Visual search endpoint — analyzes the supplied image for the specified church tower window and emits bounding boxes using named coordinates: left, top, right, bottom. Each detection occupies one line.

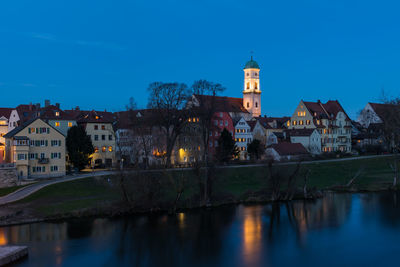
left=247, top=102, right=250, bottom=108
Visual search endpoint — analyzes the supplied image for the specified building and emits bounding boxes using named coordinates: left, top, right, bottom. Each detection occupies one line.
left=36, top=102, right=77, bottom=136
left=266, top=143, right=309, bottom=161
left=243, top=56, right=261, bottom=117
left=8, top=104, right=40, bottom=132
left=285, top=128, right=321, bottom=154
left=234, top=117, right=252, bottom=159
left=4, top=118, right=66, bottom=179
left=70, top=110, right=116, bottom=168
left=0, top=108, right=13, bottom=164
left=288, top=100, right=352, bottom=153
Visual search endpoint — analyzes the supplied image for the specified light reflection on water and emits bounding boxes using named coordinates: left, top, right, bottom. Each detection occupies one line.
left=3, top=192, right=400, bottom=266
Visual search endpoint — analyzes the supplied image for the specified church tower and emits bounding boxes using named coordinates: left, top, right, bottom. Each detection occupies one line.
left=243, top=56, right=261, bottom=117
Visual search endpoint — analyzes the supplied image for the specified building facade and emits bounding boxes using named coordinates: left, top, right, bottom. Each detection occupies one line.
left=289, top=100, right=352, bottom=153
left=4, top=118, right=66, bottom=179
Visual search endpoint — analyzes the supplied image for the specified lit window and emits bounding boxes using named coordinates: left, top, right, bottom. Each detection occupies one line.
left=55, top=122, right=60, bottom=127
left=299, top=120, right=304, bottom=125
left=101, top=125, right=105, bottom=130
left=95, top=116, right=99, bottom=120
left=108, top=146, right=113, bottom=152
left=94, top=147, right=99, bottom=153
left=102, top=146, right=106, bottom=152
left=287, top=121, right=290, bottom=127
left=246, top=83, right=250, bottom=89
left=68, top=122, right=73, bottom=127
left=254, top=82, right=258, bottom=89
left=293, top=121, right=297, bottom=126
left=55, top=112, right=60, bottom=117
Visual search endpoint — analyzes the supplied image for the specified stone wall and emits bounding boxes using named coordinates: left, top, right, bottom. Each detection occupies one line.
left=0, top=165, right=18, bottom=188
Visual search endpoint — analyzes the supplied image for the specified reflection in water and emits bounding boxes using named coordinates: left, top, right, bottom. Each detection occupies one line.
left=4, top=193, right=400, bottom=266
left=0, top=228, right=7, bottom=245
left=242, top=206, right=263, bottom=266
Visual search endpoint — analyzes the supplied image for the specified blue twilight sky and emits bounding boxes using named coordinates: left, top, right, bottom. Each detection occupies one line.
left=1, top=0, right=400, bottom=119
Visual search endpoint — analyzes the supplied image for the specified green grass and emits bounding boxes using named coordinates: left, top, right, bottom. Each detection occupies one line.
left=0, top=184, right=29, bottom=197
left=19, top=156, right=398, bottom=216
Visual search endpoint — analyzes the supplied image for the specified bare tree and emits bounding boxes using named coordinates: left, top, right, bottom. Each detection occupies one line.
left=147, top=82, right=190, bottom=167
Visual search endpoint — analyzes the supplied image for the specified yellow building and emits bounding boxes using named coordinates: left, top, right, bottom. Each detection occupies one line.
left=75, top=111, right=116, bottom=168
left=4, top=118, right=66, bottom=179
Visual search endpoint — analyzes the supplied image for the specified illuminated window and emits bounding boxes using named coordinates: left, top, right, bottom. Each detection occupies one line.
left=306, top=120, right=310, bottom=125
left=55, top=122, right=60, bottom=127
left=94, top=147, right=99, bottom=153
left=108, top=146, right=113, bottom=152
left=55, top=112, right=60, bottom=117
left=316, top=120, right=320, bottom=125
left=95, top=116, right=99, bottom=120
left=68, top=122, right=73, bottom=127
left=102, top=146, right=106, bottom=152
left=293, top=120, right=297, bottom=125
left=323, top=129, right=327, bottom=134
left=101, top=125, right=105, bottom=130
left=188, top=118, right=191, bottom=122
left=299, top=120, right=304, bottom=125
left=254, top=82, right=258, bottom=89
left=246, top=83, right=250, bottom=89
left=287, top=121, right=290, bottom=127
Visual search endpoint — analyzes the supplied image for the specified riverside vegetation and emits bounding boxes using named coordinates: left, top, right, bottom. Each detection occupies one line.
left=0, top=155, right=397, bottom=226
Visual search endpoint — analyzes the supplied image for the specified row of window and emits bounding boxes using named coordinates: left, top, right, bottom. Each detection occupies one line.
left=323, top=146, right=349, bottom=152
left=188, top=118, right=199, bottom=123
left=31, top=166, right=59, bottom=173
left=89, top=135, right=113, bottom=141
left=297, top=111, right=306, bottom=117
left=54, top=122, right=73, bottom=127
left=214, top=120, right=229, bottom=127
left=235, top=138, right=252, bottom=143
left=291, top=120, right=311, bottom=126
left=28, top=127, right=50, bottom=134
left=94, top=125, right=107, bottom=130
left=94, top=146, right=113, bottom=153
left=209, top=141, right=219, bottom=148
left=236, top=129, right=250, bottom=133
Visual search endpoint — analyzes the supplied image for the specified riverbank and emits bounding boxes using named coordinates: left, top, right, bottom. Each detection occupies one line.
left=0, top=155, right=397, bottom=227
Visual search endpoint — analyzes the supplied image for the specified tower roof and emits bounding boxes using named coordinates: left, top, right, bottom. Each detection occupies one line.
left=244, top=56, right=260, bottom=69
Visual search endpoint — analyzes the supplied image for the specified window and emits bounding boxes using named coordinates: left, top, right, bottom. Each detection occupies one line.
left=101, top=125, right=105, bottom=130
left=68, top=122, right=73, bottom=127
left=219, top=121, right=223, bottom=126
left=292, top=120, right=297, bottom=126
left=17, top=154, right=26, bottom=160
left=254, top=82, right=258, bottom=89
left=102, top=135, right=105, bottom=140
left=102, top=146, right=106, bottom=152
left=225, top=120, right=228, bottom=126
left=94, top=135, right=98, bottom=141
left=246, top=72, right=249, bottom=76
left=306, top=120, right=310, bottom=125
left=108, top=146, right=113, bottom=152
left=94, top=125, right=98, bottom=130
left=299, top=120, right=304, bottom=125
left=50, top=166, right=58, bottom=172
left=94, top=147, right=99, bottom=153
left=255, top=102, right=258, bottom=108
left=109, top=135, right=113, bottom=140
left=40, top=153, right=45, bottom=159
left=55, top=112, right=60, bottom=117
left=219, top=112, right=223, bottom=118
left=247, top=102, right=250, bottom=108
left=246, top=82, right=250, bottom=89
left=55, top=122, right=60, bottom=127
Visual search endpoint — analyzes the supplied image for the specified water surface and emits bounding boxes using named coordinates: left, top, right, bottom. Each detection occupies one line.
left=2, top=192, right=400, bottom=266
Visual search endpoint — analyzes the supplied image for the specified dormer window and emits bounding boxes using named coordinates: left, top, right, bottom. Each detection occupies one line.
left=95, top=116, right=99, bottom=120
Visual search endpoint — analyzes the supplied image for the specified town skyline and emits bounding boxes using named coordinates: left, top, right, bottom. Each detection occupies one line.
left=1, top=0, right=400, bottom=118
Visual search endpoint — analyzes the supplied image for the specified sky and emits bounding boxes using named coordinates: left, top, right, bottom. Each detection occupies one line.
left=1, top=0, right=400, bottom=119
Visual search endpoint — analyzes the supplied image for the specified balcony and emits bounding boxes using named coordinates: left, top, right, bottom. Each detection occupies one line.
left=38, top=158, right=49, bottom=164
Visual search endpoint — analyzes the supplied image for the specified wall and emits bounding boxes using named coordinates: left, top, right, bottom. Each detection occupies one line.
left=0, top=166, right=18, bottom=188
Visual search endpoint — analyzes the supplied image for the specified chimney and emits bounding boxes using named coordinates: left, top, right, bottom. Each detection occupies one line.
left=29, top=102, right=32, bottom=111
left=35, top=103, right=40, bottom=110
left=75, top=106, right=80, bottom=111
left=45, top=100, right=50, bottom=107
left=317, top=99, right=321, bottom=104
left=56, top=103, right=60, bottom=109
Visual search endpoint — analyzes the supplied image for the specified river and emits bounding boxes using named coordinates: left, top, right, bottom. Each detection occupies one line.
left=2, top=192, right=400, bottom=266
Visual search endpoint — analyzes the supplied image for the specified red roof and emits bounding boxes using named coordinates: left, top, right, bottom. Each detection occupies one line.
left=368, top=102, right=397, bottom=121
left=255, top=116, right=290, bottom=129
left=38, top=105, right=76, bottom=120
left=65, top=110, right=115, bottom=124
left=303, top=100, right=350, bottom=121
left=193, top=94, right=249, bottom=114
left=270, top=143, right=309, bottom=156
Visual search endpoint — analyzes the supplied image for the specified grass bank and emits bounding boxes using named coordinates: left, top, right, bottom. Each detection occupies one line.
left=1, top=155, right=396, bottom=225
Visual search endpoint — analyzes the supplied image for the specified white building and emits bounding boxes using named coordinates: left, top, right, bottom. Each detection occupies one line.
left=234, top=117, right=252, bottom=159
left=286, top=128, right=321, bottom=155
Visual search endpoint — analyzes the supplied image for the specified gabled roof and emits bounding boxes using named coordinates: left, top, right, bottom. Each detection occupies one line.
left=270, top=143, right=309, bottom=156
left=4, top=118, right=64, bottom=138
left=303, top=100, right=350, bottom=121
left=368, top=102, right=397, bottom=121
left=65, top=109, right=115, bottom=124
left=193, top=94, right=249, bottom=114
left=114, top=109, right=157, bottom=130
left=0, top=108, right=13, bottom=119
left=38, top=105, right=76, bottom=120
left=15, top=104, right=39, bottom=123
left=255, top=116, right=290, bottom=129
left=246, top=120, right=257, bottom=131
